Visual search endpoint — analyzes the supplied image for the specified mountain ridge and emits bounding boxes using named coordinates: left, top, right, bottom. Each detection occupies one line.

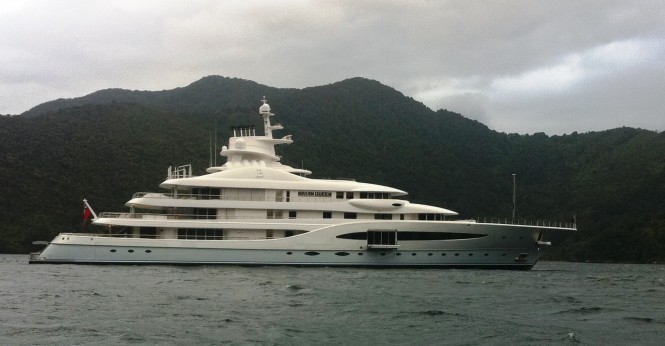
left=2, top=76, right=664, bottom=262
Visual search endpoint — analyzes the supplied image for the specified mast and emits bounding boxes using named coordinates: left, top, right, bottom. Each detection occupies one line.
left=259, top=96, right=274, bottom=139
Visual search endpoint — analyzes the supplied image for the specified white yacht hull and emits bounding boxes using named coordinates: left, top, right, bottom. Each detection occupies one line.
left=30, top=221, right=571, bottom=269
left=31, top=245, right=538, bottom=269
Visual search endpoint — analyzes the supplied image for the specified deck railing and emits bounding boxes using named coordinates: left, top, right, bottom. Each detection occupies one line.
left=57, top=232, right=275, bottom=241
left=131, top=192, right=343, bottom=204
left=97, top=212, right=576, bottom=229
left=167, top=165, right=192, bottom=179
left=474, top=217, right=576, bottom=229
left=99, top=212, right=217, bottom=220
left=98, top=212, right=321, bottom=220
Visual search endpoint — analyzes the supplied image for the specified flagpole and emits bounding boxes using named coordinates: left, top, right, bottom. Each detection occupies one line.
left=512, top=174, right=516, bottom=223
left=83, top=199, right=98, bottom=220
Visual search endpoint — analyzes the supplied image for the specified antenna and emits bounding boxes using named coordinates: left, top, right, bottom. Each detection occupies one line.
left=214, top=119, right=218, bottom=166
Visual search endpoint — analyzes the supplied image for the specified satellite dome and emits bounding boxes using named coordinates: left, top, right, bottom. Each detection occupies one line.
left=259, top=96, right=271, bottom=114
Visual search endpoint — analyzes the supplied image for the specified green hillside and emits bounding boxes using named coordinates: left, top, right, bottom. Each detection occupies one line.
left=1, top=76, right=664, bottom=262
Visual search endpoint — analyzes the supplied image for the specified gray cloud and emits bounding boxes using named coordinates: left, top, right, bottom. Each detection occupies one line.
left=1, top=0, right=663, bottom=134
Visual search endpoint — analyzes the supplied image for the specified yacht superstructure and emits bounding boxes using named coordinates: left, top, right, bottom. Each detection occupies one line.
left=30, top=98, right=576, bottom=268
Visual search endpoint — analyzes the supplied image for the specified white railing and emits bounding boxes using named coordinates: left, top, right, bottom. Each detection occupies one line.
left=475, top=217, right=576, bottom=229
left=131, top=191, right=353, bottom=204
left=58, top=232, right=277, bottom=241
left=98, top=212, right=315, bottom=220
left=167, top=164, right=192, bottom=179
left=97, top=211, right=576, bottom=228
left=99, top=212, right=216, bottom=220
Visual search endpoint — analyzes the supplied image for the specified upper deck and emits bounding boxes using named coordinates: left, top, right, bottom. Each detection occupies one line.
left=205, top=98, right=311, bottom=175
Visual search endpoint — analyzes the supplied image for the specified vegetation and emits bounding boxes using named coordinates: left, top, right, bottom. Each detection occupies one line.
left=1, top=76, right=663, bottom=262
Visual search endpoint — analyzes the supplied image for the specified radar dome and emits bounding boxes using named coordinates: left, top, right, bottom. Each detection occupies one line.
left=259, top=102, right=271, bottom=114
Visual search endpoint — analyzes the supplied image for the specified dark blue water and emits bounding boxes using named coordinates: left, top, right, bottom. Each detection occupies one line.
left=1, top=255, right=663, bottom=345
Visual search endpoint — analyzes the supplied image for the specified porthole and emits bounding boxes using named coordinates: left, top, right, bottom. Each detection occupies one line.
left=358, top=253, right=364, bottom=256
left=380, top=253, right=386, bottom=256
left=427, top=253, right=433, bottom=256
left=502, top=253, right=507, bottom=256
left=484, top=253, right=489, bottom=256
left=145, top=250, right=152, bottom=253
left=128, top=249, right=134, bottom=253
left=286, top=251, right=293, bottom=255
left=110, top=249, right=116, bottom=253
left=304, top=252, right=320, bottom=256
left=396, top=253, right=402, bottom=256
left=454, top=253, right=460, bottom=256
left=335, top=252, right=350, bottom=256
left=468, top=253, right=473, bottom=256
left=441, top=253, right=447, bottom=256
left=502, top=236, right=507, bottom=239
left=411, top=253, right=417, bottom=256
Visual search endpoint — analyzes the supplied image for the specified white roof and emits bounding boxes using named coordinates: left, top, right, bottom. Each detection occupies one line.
left=160, top=166, right=408, bottom=196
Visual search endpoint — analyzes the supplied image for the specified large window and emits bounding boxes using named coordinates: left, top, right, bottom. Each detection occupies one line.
left=397, top=232, right=487, bottom=240
left=337, top=231, right=487, bottom=241
left=367, top=230, right=397, bottom=246
left=177, top=229, right=224, bottom=240
left=359, top=192, right=391, bottom=199
left=344, top=212, right=357, bottom=219
left=194, top=208, right=217, bottom=219
left=336, top=192, right=354, bottom=199
left=418, top=213, right=446, bottom=221
left=139, top=227, right=157, bottom=238
left=192, top=187, right=220, bottom=200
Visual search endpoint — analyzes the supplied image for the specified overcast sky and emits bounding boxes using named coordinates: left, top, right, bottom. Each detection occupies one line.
left=1, top=1, right=664, bottom=134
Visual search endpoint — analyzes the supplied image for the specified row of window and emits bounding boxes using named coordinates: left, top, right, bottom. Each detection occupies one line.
left=337, top=232, right=487, bottom=241
left=107, top=249, right=515, bottom=258
left=125, top=228, right=492, bottom=242
left=290, top=211, right=359, bottom=219
left=175, top=229, right=297, bottom=240
left=359, top=192, right=391, bottom=199
left=126, top=229, right=486, bottom=241
left=177, top=229, right=225, bottom=240
left=152, top=208, right=450, bottom=223
left=174, top=209, right=447, bottom=221
left=288, top=211, right=443, bottom=221
left=109, top=249, right=152, bottom=253
left=186, top=189, right=392, bottom=200
left=418, top=213, right=447, bottom=221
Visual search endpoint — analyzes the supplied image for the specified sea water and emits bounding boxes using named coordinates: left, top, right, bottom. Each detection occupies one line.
left=0, top=255, right=663, bottom=345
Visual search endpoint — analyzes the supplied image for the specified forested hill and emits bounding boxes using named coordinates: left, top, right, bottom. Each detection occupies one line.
left=20, top=76, right=284, bottom=118
left=2, top=76, right=664, bottom=262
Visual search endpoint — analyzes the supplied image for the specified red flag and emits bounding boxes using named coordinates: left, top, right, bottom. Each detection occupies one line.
left=83, top=202, right=92, bottom=225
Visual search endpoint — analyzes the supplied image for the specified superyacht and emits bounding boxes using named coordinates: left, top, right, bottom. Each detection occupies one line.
left=30, top=98, right=576, bottom=268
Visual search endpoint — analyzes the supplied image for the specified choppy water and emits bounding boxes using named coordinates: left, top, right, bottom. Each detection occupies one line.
left=1, top=255, right=663, bottom=345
